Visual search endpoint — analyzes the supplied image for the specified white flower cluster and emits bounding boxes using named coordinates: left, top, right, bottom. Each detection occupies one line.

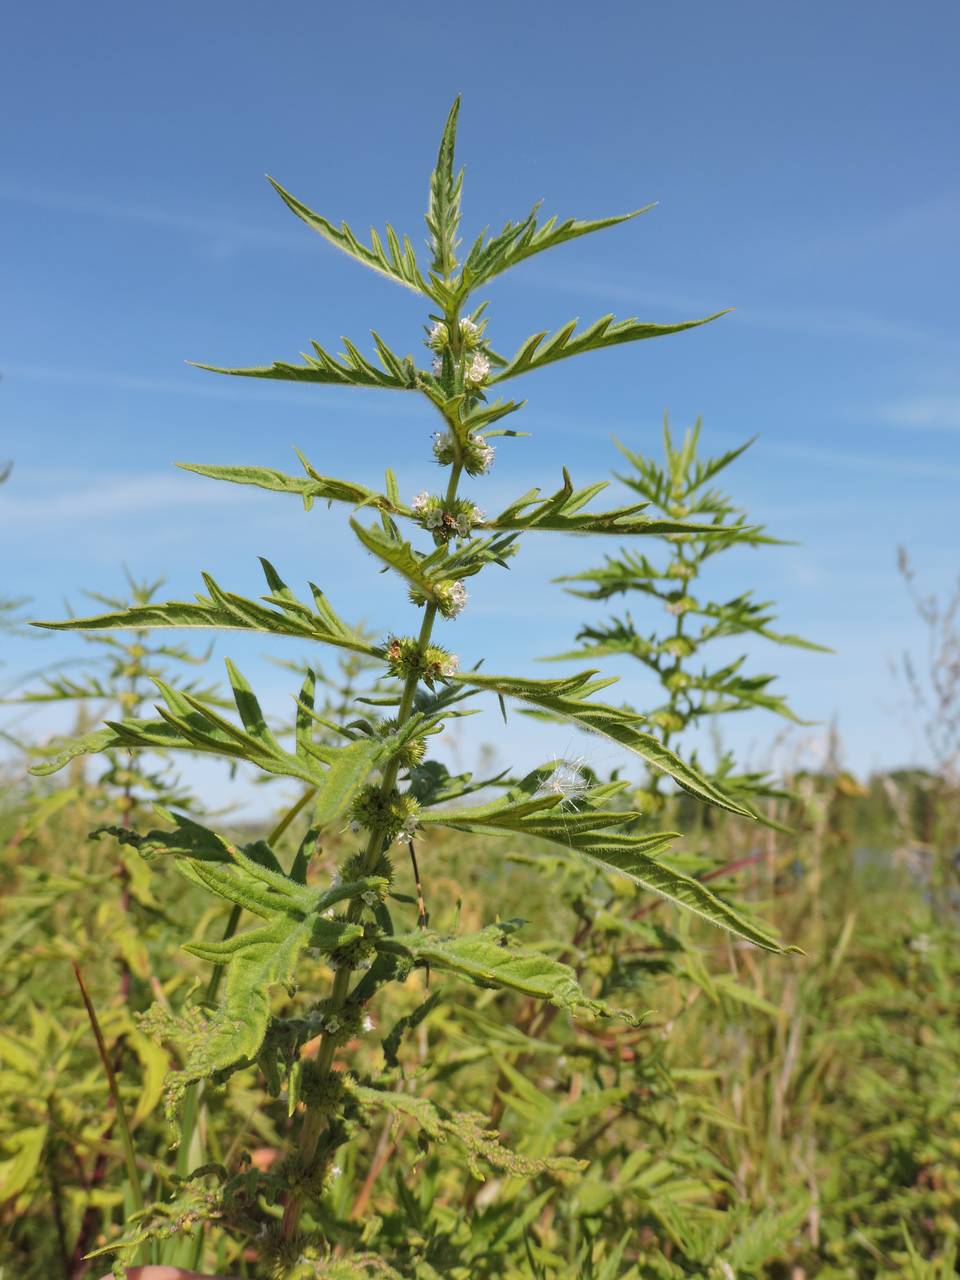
left=464, top=352, right=490, bottom=386
left=395, top=813, right=419, bottom=844
left=459, top=316, right=480, bottom=344
left=411, top=490, right=443, bottom=529
left=440, top=652, right=460, bottom=677
left=445, top=580, right=468, bottom=618
left=472, top=437, right=495, bottom=473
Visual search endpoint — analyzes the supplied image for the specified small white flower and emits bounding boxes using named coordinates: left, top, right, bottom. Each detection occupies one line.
left=362, top=1014, right=375, bottom=1033
left=431, top=355, right=443, bottom=377
left=348, top=820, right=361, bottom=834
left=471, top=505, right=484, bottom=522
left=395, top=814, right=419, bottom=844
left=324, top=1015, right=341, bottom=1034
left=665, top=600, right=684, bottom=616
left=432, top=431, right=455, bottom=465
left=443, top=580, right=468, bottom=618
left=441, top=653, right=460, bottom=677
left=472, top=438, right=495, bottom=474
left=329, top=1164, right=342, bottom=1180
left=411, top=490, right=430, bottom=513
left=362, top=889, right=379, bottom=907
left=459, top=317, right=480, bottom=342
left=464, top=352, right=490, bottom=386
left=428, top=320, right=448, bottom=347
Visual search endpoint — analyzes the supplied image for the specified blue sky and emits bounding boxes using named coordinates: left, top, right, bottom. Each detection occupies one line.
left=2, top=2, right=959, bottom=809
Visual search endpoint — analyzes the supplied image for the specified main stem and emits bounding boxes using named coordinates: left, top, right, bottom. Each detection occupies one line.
left=280, top=443, right=465, bottom=1243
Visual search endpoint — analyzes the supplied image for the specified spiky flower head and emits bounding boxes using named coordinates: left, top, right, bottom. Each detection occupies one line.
left=348, top=785, right=421, bottom=845
left=384, top=636, right=459, bottom=687
left=459, top=316, right=482, bottom=348
left=426, top=320, right=449, bottom=350
left=432, top=430, right=456, bottom=466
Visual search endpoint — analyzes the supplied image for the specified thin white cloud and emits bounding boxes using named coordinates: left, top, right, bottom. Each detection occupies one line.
left=0, top=182, right=302, bottom=253
left=0, top=471, right=245, bottom=528
left=3, top=362, right=428, bottom=420
left=875, top=395, right=960, bottom=432
left=765, top=440, right=960, bottom=482
left=521, top=262, right=955, bottom=350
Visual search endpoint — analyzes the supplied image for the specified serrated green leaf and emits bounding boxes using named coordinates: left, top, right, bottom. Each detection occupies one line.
left=268, top=176, right=427, bottom=295
left=454, top=671, right=750, bottom=816
left=382, top=922, right=637, bottom=1021
left=490, top=311, right=727, bottom=383
left=426, top=97, right=463, bottom=280
left=32, top=563, right=379, bottom=660
left=419, top=767, right=785, bottom=950
left=189, top=331, right=418, bottom=390
left=463, top=204, right=654, bottom=290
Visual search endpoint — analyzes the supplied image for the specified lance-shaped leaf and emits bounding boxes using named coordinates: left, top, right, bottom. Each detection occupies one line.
left=482, top=468, right=726, bottom=537
left=462, top=202, right=654, bottom=290
left=490, top=311, right=727, bottom=384
left=381, top=923, right=638, bottom=1021
left=350, top=518, right=438, bottom=599
left=420, top=772, right=787, bottom=951
left=177, top=457, right=396, bottom=516
left=350, top=518, right=516, bottom=602
left=268, top=176, right=427, bottom=295
left=673, top=657, right=811, bottom=724
left=33, top=559, right=379, bottom=660
left=453, top=671, right=751, bottom=816
left=426, top=96, right=463, bottom=280
left=32, top=665, right=389, bottom=817
left=696, top=593, right=833, bottom=652
left=190, top=330, right=419, bottom=390
left=349, top=1085, right=584, bottom=1180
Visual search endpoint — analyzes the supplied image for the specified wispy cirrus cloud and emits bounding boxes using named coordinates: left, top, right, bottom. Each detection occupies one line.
left=874, top=394, right=960, bottom=432
left=521, top=261, right=958, bottom=351
left=0, top=182, right=303, bottom=256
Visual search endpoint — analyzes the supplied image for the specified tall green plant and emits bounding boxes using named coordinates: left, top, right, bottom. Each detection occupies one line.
left=34, top=101, right=794, bottom=1275
left=551, top=420, right=827, bottom=820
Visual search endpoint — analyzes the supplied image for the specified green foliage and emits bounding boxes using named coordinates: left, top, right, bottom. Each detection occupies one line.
left=17, top=99, right=958, bottom=1280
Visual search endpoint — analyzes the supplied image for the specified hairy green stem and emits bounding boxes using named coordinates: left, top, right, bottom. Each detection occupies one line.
left=280, top=422, right=465, bottom=1244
